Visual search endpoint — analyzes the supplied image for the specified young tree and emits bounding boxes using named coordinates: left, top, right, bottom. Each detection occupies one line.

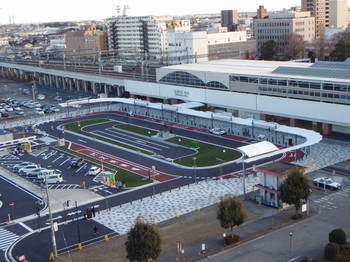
left=283, top=33, right=305, bottom=60
left=260, top=40, right=278, bottom=60
left=278, top=167, right=311, bottom=216
left=125, top=217, right=162, bottom=262
left=330, top=40, right=350, bottom=61
left=216, top=194, right=248, bottom=236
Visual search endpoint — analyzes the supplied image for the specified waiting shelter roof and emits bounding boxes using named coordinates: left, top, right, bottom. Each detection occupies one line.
left=237, top=141, right=279, bottom=158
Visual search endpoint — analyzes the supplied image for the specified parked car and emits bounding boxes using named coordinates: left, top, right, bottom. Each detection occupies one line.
left=4, top=105, right=13, bottom=112
left=22, top=89, right=30, bottom=95
left=26, top=168, right=47, bottom=178
left=19, top=164, right=41, bottom=174
left=37, top=94, right=45, bottom=100
left=313, top=177, right=341, bottom=190
left=15, top=110, right=24, bottom=115
left=1, top=112, right=9, bottom=117
left=13, top=162, right=34, bottom=171
left=35, top=109, right=45, bottom=115
left=0, top=107, right=5, bottom=112
left=88, top=166, right=102, bottom=176
left=54, top=96, right=62, bottom=102
left=70, top=157, right=85, bottom=168
left=51, top=107, right=60, bottom=112
left=210, top=127, right=226, bottom=135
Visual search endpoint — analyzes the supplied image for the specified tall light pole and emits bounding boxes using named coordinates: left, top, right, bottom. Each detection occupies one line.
left=193, top=157, right=197, bottom=183
left=289, top=232, right=293, bottom=262
left=32, top=81, right=36, bottom=103
left=44, top=174, right=58, bottom=257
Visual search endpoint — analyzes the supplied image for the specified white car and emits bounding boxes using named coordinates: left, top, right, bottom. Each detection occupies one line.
left=4, top=105, right=13, bottom=112
left=314, top=177, right=341, bottom=190
left=88, top=166, right=102, bottom=176
left=19, top=165, right=41, bottom=174
left=51, top=107, right=60, bottom=112
left=13, top=162, right=34, bottom=171
left=37, top=94, right=45, bottom=100
left=35, top=109, right=45, bottom=115
left=210, top=128, right=226, bottom=135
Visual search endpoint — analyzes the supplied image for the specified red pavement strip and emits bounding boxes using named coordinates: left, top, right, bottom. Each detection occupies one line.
left=69, top=143, right=177, bottom=182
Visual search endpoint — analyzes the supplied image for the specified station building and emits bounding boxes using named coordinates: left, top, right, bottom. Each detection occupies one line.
left=126, top=58, right=350, bottom=135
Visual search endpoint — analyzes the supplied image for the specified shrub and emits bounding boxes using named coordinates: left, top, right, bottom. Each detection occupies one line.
left=324, top=242, right=339, bottom=261
left=329, top=228, right=347, bottom=245
left=224, top=234, right=240, bottom=245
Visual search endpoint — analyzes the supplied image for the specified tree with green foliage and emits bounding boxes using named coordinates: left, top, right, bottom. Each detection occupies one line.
left=125, top=217, right=162, bottom=262
left=217, top=194, right=248, bottom=236
left=330, top=40, right=350, bottom=61
left=260, top=40, right=278, bottom=60
left=278, top=167, right=311, bottom=216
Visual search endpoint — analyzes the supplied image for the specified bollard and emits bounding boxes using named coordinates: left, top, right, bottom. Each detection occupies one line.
left=175, top=211, right=179, bottom=218
left=77, top=243, right=83, bottom=251
left=196, top=205, right=200, bottom=211
left=49, top=252, right=55, bottom=260
left=104, top=235, right=109, bottom=242
left=201, top=243, right=206, bottom=254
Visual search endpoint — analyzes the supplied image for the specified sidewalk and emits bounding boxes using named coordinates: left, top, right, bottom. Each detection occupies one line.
left=157, top=201, right=318, bottom=262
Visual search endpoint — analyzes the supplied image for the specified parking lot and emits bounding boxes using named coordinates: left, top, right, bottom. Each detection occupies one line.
left=0, top=148, right=120, bottom=196
left=0, top=78, right=84, bottom=120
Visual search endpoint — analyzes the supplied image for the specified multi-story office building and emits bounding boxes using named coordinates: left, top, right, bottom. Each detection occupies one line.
left=254, top=11, right=315, bottom=55
left=221, top=10, right=238, bottom=31
left=106, top=15, right=186, bottom=61
left=167, top=31, right=255, bottom=64
left=65, top=26, right=108, bottom=58
left=302, top=0, right=348, bottom=37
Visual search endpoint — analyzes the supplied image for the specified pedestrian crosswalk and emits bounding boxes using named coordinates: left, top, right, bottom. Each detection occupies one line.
left=313, top=187, right=350, bottom=210
left=0, top=227, right=20, bottom=251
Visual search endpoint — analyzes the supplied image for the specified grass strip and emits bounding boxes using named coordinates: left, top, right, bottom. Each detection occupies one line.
left=57, top=144, right=151, bottom=187
left=64, top=119, right=153, bottom=155
left=166, top=137, right=242, bottom=167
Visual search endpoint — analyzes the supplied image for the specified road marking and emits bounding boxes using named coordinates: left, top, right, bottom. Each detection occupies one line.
left=52, top=154, right=64, bottom=163
left=19, top=222, right=33, bottom=232
left=77, top=139, right=87, bottom=143
left=60, top=157, right=71, bottom=166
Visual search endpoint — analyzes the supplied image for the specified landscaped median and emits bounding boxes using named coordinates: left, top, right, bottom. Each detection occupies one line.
left=114, top=122, right=242, bottom=167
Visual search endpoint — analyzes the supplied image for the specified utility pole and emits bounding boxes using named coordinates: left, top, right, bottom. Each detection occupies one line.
left=44, top=174, right=58, bottom=257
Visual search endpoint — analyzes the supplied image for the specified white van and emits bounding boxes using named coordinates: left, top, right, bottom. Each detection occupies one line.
left=45, top=174, right=63, bottom=184
left=38, top=169, right=62, bottom=179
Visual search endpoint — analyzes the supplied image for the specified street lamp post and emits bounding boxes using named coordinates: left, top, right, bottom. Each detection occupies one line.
left=45, top=174, right=58, bottom=257
left=75, top=201, right=81, bottom=244
left=289, top=232, right=293, bottom=262
left=31, top=81, right=36, bottom=104
left=193, top=157, right=197, bottom=183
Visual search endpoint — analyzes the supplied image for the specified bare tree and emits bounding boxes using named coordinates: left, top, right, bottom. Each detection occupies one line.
left=283, top=33, right=305, bottom=60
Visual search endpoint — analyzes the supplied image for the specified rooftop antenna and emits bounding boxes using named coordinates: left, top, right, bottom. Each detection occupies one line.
left=116, top=2, right=121, bottom=16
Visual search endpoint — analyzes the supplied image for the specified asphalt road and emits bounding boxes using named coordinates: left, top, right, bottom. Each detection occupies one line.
left=3, top=112, right=283, bottom=261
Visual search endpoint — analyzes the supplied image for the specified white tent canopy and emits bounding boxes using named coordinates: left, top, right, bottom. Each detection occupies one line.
left=238, top=141, right=279, bottom=158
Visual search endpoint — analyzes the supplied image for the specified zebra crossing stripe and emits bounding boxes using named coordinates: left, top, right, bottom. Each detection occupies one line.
left=0, top=227, right=20, bottom=251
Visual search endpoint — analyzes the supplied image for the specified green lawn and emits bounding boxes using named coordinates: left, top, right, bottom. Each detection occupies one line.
left=114, top=124, right=158, bottom=137
left=64, top=119, right=153, bottom=155
left=166, top=137, right=242, bottom=167
left=57, top=144, right=150, bottom=187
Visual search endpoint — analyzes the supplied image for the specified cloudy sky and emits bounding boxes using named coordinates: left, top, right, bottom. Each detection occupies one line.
left=1, top=0, right=304, bottom=24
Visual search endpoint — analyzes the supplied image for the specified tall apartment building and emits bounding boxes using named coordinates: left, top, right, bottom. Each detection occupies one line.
left=221, top=10, right=238, bottom=31
left=302, top=0, right=348, bottom=38
left=329, top=0, right=349, bottom=27
left=106, top=15, right=188, bottom=60
left=254, top=11, right=315, bottom=55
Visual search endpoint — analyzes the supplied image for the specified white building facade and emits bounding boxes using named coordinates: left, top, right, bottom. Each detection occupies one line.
left=254, top=11, right=315, bottom=55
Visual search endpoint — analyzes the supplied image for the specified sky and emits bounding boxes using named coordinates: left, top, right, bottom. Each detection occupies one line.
left=0, top=0, right=302, bottom=24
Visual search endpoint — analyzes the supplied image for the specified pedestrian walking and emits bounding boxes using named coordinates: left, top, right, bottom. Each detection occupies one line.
left=92, top=207, right=96, bottom=217
left=93, top=224, right=98, bottom=236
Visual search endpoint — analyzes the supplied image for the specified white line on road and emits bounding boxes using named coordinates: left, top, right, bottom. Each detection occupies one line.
left=77, top=139, right=87, bottom=143
left=19, top=222, right=33, bottom=232
left=60, top=157, right=71, bottom=166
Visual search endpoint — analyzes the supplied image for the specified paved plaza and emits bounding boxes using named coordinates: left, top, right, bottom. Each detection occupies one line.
left=93, top=176, right=259, bottom=235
